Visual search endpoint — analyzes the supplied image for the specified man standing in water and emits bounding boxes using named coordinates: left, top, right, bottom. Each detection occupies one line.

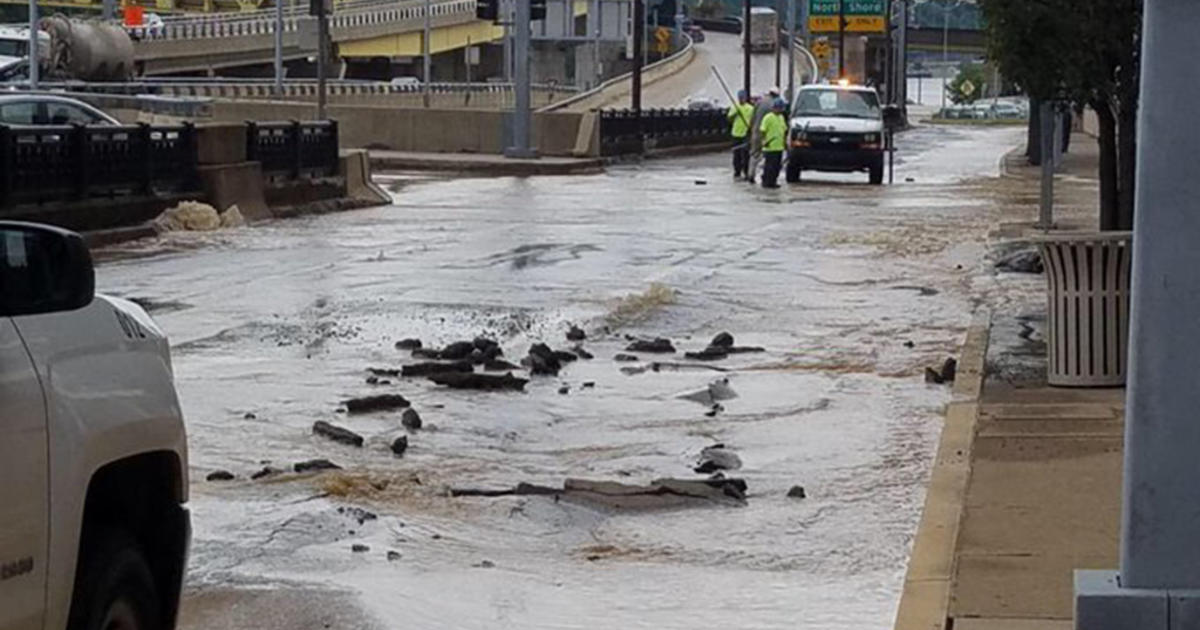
left=746, top=86, right=780, bottom=183
left=759, top=98, right=788, bottom=189
left=727, top=90, right=755, bottom=179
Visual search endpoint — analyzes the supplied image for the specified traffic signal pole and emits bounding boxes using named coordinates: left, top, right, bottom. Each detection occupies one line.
left=504, top=0, right=536, bottom=157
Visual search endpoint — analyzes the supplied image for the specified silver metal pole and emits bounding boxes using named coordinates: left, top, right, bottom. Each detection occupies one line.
left=503, top=0, right=513, bottom=80
left=592, top=0, right=600, bottom=88
left=317, top=2, right=328, bottom=118
left=274, top=0, right=284, bottom=93
left=27, top=0, right=38, bottom=89
left=1075, top=3, right=1200, bottom=625
left=898, top=0, right=907, bottom=112
left=505, top=0, right=535, bottom=157
left=786, top=0, right=795, bottom=99
left=940, top=1, right=948, bottom=109
left=1036, top=100, right=1054, bottom=229
left=423, top=0, right=432, bottom=106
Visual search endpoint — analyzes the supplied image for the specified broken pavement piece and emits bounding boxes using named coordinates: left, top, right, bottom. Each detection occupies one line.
left=483, top=358, right=522, bottom=371
left=566, top=325, right=586, bottom=341
left=710, top=332, right=734, bottom=347
left=684, top=347, right=730, bottom=361
left=206, top=470, right=235, bottom=482
left=625, top=338, right=676, bottom=353
left=251, top=466, right=283, bottom=480
left=428, top=371, right=528, bottom=391
left=390, top=435, right=409, bottom=456
left=571, top=345, right=594, bottom=360
left=368, top=367, right=401, bottom=377
left=613, top=353, right=640, bottom=362
left=694, top=444, right=742, bottom=473
left=677, top=378, right=739, bottom=405
left=313, top=421, right=364, bottom=447
left=411, top=348, right=442, bottom=360
left=940, top=357, right=958, bottom=383
left=351, top=544, right=370, bottom=553
left=294, top=459, right=342, bottom=473
left=344, top=394, right=410, bottom=413
left=440, top=341, right=477, bottom=360
left=787, top=485, right=807, bottom=499
left=401, top=408, right=422, bottom=430
left=401, top=361, right=474, bottom=377
left=394, top=338, right=423, bottom=350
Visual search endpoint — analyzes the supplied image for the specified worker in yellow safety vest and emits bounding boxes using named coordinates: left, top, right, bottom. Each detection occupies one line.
left=759, top=97, right=788, bottom=189
left=727, top=89, right=755, bottom=179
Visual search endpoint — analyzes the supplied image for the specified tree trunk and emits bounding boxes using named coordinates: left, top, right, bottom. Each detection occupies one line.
left=1093, top=101, right=1119, bottom=231
left=1116, top=103, right=1136, bottom=231
left=1061, top=109, right=1072, bottom=153
left=1027, top=97, right=1042, bottom=165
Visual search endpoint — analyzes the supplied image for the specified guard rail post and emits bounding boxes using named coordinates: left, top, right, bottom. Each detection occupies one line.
left=0, top=126, right=10, bottom=207
left=245, top=120, right=259, bottom=162
left=136, top=123, right=153, bottom=195
left=289, top=120, right=302, bottom=179
left=71, top=124, right=89, bottom=200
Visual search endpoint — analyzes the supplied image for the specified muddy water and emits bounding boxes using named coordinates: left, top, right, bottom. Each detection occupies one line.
left=99, top=123, right=1023, bottom=629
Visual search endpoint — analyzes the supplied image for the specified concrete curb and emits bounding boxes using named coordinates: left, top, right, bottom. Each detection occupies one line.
left=369, top=154, right=606, bottom=176
left=892, top=312, right=991, bottom=630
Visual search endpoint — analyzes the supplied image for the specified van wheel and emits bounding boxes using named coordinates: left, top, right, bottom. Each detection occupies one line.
left=869, top=159, right=884, bottom=185
left=785, top=156, right=801, bottom=183
left=67, top=530, right=161, bottom=630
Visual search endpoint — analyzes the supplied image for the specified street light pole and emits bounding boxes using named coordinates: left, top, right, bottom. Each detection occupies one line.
left=423, top=0, right=432, bottom=107
left=27, top=0, right=38, bottom=89
left=941, top=0, right=950, bottom=109
left=274, top=0, right=284, bottom=93
left=837, top=0, right=844, bottom=77
left=786, top=0, right=795, bottom=99
left=316, top=0, right=328, bottom=119
left=1074, top=1, right=1200, bottom=625
left=505, top=0, right=535, bottom=157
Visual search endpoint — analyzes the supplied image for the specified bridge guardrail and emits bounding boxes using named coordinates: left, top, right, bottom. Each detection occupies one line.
left=132, top=0, right=474, bottom=41
left=246, top=120, right=339, bottom=179
left=598, top=107, right=727, bottom=155
left=43, top=80, right=578, bottom=101
left=0, top=123, right=198, bottom=207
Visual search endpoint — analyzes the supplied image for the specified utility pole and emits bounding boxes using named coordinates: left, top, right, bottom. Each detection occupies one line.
left=742, top=0, right=750, bottom=97
left=941, top=0, right=950, bottom=109
left=897, top=0, right=907, bottom=115
left=592, top=0, right=600, bottom=88
left=423, top=0, right=432, bottom=107
left=1074, top=1, right=1200, bottom=626
left=774, top=0, right=782, bottom=87
left=27, top=0, right=37, bottom=89
left=316, top=0, right=328, bottom=119
left=632, top=0, right=643, bottom=118
left=505, top=0, right=536, bottom=157
left=786, top=0, right=795, bottom=99
left=274, top=0, right=285, bottom=94
left=835, top=0, right=850, bottom=79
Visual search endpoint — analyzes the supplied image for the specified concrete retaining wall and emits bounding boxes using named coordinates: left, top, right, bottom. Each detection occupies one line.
left=544, top=35, right=696, bottom=113
left=187, top=101, right=584, bottom=155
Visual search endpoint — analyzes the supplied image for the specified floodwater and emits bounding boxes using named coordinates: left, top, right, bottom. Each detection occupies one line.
left=98, top=123, right=1022, bottom=629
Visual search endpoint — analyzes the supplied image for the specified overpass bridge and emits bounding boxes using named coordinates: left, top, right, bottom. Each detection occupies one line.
left=131, top=0, right=505, bottom=75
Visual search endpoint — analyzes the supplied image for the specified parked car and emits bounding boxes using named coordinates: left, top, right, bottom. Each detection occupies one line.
left=0, top=221, right=190, bottom=630
left=687, top=24, right=705, bottom=43
left=991, top=101, right=1026, bottom=119
left=686, top=96, right=720, bottom=111
left=0, top=94, right=119, bottom=125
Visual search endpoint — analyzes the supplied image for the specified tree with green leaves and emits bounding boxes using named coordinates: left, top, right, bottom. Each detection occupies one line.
left=979, top=0, right=1141, bottom=230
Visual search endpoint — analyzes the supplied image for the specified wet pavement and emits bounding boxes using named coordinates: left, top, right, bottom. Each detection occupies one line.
left=99, top=122, right=1024, bottom=629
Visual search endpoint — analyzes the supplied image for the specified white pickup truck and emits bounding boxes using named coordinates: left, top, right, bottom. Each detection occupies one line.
left=0, top=222, right=189, bottom=630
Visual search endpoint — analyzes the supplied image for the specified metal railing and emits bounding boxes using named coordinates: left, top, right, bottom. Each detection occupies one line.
left=0, top=119, right=341, bottom=208
left=246, top=120, right=339, bottom=179
left=598, top=108, right=728, bottom=155
left=130, top=0, right=475, bottom=41
left=0, top=123, right=198, bottom=207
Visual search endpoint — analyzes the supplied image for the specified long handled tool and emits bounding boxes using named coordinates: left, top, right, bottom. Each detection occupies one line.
left=711, top=65, right=752, bottom=149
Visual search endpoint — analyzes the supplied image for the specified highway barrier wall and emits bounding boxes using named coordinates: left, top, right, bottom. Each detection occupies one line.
left=544, top=34, right=697, bottom=113
left=182, top=100, right=587, bottom=156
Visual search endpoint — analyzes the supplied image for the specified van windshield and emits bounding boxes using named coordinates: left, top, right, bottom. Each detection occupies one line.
left=793, top=89, right=881, bottom=120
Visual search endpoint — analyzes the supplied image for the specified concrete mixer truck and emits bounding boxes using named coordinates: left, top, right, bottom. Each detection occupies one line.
left=0, top=16, right=135, bottom=82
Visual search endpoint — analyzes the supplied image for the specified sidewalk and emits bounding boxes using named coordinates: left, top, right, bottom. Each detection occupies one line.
left=895, top=132, right=1125, bottom=630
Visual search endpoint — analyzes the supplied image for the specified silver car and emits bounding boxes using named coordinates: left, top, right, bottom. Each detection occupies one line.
left=0, top=94, right=120, bottom=126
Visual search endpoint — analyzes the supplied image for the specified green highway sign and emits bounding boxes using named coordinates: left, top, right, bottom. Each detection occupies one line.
left=809, top=0, right=887, bottom=32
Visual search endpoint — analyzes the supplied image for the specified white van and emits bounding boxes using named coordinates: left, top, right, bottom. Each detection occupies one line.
left=787, top=83, right=886, bottom=185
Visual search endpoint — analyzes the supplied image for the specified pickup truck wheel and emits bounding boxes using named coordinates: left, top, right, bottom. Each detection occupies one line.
left=68, top=531, right=161, bottom=630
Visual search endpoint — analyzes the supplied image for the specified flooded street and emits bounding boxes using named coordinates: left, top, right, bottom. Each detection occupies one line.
left=98, top=122, right=1022, bottom=629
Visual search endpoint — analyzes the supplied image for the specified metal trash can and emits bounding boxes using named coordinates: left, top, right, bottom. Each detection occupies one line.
left=1037, top=232, right=1133, bottom=387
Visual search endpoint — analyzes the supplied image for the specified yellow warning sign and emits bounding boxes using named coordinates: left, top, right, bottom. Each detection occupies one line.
left=808, top=15, right=885, bottom=33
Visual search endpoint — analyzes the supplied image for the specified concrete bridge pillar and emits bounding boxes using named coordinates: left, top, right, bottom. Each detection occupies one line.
left=1075, top=1, right=1200, bottom=625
